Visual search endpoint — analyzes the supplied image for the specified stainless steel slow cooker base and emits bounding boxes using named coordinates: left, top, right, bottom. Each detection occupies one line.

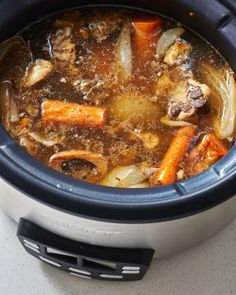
left=1, top=179, right=236, bottom=280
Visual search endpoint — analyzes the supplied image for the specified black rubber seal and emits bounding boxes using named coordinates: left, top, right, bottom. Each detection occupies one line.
left=0, top=0, right=236, bottom=223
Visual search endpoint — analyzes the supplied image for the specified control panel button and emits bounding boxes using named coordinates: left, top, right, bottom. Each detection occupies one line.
left=122, top=266, right=141, bottom=271
left=100, top=274, right=123, bottom=279
left=122, top=270, right=140, bottom=274
left=39, top=256, right=61, bottom=267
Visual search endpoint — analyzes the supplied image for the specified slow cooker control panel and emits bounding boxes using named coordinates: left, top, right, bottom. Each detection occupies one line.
left=17, top=218, right=154, bottom=281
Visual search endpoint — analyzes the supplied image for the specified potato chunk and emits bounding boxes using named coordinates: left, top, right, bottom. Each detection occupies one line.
left=110, top=91, right=160, bottom=126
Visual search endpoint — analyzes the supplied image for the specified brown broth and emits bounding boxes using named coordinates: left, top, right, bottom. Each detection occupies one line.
left=0, top=7, right=233, bottom=187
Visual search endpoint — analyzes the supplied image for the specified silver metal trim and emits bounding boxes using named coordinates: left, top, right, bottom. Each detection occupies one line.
left=23, top=239, right=39, bottom=249
left=24, top=243, right=40, bottom=253
left=100, top=274, right=123, bottom=279
left=39, top=256, right=61, bottom=267
left=122, top=266, right=141, bottom=271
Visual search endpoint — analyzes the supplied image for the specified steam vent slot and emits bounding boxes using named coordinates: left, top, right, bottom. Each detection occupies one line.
left=83, top=257, right=117, bottom=271
left=46, top=247, right=77, bottom=264
left=216, top=14, right=232, bottom=29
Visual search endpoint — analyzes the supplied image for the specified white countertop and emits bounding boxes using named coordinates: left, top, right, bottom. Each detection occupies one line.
left=1, top=208, right=236, bottom=295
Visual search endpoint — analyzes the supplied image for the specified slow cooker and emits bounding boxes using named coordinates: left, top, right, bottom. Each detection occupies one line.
left=1, top=0, right=236, bottom=281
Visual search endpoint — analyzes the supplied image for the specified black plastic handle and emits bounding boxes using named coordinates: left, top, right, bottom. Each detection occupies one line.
left=17, top=218, right=154, bottom=281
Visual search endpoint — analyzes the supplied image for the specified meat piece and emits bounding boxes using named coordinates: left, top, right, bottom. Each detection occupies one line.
left=87, top=11, right=124, bottom=42
left=156, top=66, right=211, bottom=120
left=23, top=59, right=53, bottom=87
left=50, top=27, right=76, bottom=62
left=164, top=40, right=192, bottom=66
left=49, top=150, right=108, bottom=182
left=42, top=100, right=107, bottom=129
left=187, top=79, right=211, bottom=108
left=127, top=128, right=160, bottom=150
left=168, top=79, right=211, bottom=120
left=139, top=132, right=160, bottom=150
left=185, top=133, right=228, bottom=177
left=50, top=24, right=82, bottom=86
left=167, top=76, right=196, bottom=120
left=156, top=66, right=192, bottom=98
left=73, top=78, right=104, bottom=101
left=169, top=101, right=195, bottom=120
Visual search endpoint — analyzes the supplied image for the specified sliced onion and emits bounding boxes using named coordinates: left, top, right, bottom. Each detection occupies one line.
left=24, top=59, right=53, bottom=87
left=156, top=27, right=185, bottom=58
left=0, top=81, right=10, bottom=129
left=160, top=116, right=192, bottom=127
left=9, top=96, right=20, bottom=123
left=99, top=164, right=147, bottom=188
left=29, top=132, right=60, bottom=147
left=114, top=23, right=132, bottom=82
left=0, top=81, right=19, bottom=130
left=200, top=64, right=236, bottom=140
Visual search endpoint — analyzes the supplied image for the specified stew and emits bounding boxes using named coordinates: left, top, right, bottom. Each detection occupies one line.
left=0, top=7, right=234, bottom=188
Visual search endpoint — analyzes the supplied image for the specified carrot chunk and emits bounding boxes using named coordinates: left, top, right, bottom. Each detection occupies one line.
left=151, top=126, right=197, bottom=185
left=42, top=100, right=107, bottom=128
left=185, top=133, right=228, bottom=177
left=132, top=18, right=162, bottom=67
